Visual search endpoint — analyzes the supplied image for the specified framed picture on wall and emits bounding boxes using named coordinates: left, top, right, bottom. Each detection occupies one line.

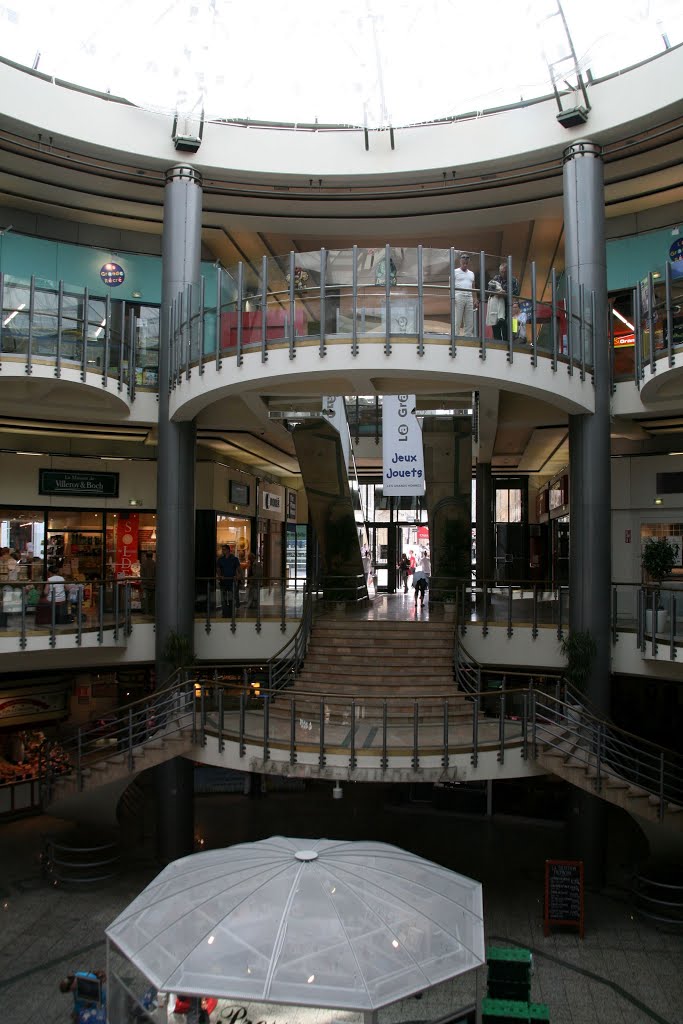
left=229, top=480, right=250, bottom=506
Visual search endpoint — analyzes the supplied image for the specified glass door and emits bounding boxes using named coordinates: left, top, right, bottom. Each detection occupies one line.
left=370, top=524, right=398, bottom=592
left=286, top=524, right=308, bottom=588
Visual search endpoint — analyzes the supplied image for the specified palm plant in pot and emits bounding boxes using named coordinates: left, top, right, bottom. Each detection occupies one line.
left=641, top=536, right=679, bottom=634
left=560, top=630, right=596, bottom=706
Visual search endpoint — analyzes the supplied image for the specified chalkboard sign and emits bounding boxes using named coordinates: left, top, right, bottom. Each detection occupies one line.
left=544, top=859, right=584, bottom=938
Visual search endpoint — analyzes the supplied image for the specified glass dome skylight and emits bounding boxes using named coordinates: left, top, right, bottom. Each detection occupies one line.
left=1, top=1, right=682, bottom=128
left=105, top=837, right=485, bottom=1009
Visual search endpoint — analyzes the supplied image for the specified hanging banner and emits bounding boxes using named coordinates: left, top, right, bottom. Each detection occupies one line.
left=323, top=395, right=351, bottom=471
left=115, top=513, right=139, bottom=577
left=382, top=394, right=425, bottom=496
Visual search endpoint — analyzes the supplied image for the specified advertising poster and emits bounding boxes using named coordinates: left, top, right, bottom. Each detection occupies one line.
left=381, top=394, right=425, bottom=496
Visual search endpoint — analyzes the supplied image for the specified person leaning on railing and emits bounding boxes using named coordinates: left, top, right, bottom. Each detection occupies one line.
left=490, top=262, right=520, bottom=341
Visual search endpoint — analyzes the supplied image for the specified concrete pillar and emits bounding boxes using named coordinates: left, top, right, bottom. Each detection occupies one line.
left=563, top=141, right=611, bottom=711
left=156, top=164, right=202, bottom=666
left=563, top=140, right=611, bottom=885
left=154, top=165, right=202, bottom=862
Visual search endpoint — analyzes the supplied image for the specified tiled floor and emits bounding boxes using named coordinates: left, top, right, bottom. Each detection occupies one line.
left=0, top=784, right=680, bottom=1024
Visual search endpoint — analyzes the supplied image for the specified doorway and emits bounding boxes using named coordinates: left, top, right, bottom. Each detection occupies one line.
left=369, top=523, right=398, bottom=592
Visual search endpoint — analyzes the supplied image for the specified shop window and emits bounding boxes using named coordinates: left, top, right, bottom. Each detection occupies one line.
left=216, top=515, right=251, bottom=570
left=0, top=510, right=45, bottom=581
left=46, top=511, right=104, bottom=579
left=106, top=512, right=156, bottom=579
left=640, top=523, right=683, bottom=576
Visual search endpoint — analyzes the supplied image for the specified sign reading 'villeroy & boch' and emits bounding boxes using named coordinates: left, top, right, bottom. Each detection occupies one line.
left=382, top=394, right=425, bottom=497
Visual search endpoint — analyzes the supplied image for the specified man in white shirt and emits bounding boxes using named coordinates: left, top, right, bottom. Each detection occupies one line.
left=453, top=252, right=478, bottom=337
left=44, top=572, right=69, bottom=622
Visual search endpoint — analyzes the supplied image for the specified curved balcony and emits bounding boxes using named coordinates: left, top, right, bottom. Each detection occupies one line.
left=0, top=271, right=159, bottom=417
left=168, top=247, right=597, bottom=419
left=612, top=261, right=683, bottom=409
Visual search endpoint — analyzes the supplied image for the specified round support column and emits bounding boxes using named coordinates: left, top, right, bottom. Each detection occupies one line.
left=155, top=164, right=203, bottom=862
left=563, top=141, right=611, bottom=712
left=563, top=140, right=611, bottom=886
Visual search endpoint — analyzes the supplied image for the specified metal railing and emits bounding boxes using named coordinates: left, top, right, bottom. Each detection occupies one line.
left=456, top=635, right=683, bottom=818
left=0, top=271, right=159, bottom=396
left=0, top=577, right=132, bottom=648
left=40, top=587, right=316, bottom=799
left=4, top=577, right=682, bottom=658
left=168, top=246, right=594, bottom=387
left=41, top=835, right=120, bottom=886
left=39, top=648, right=683, bottom=818
left=610, top=260, right=683, bottom=389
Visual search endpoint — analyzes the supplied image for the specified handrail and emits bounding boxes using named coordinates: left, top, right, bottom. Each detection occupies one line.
left=39, top=587, right=316, bottom=799
left=455, top=632, right=683, bottom=816
left=0, top=577, right=132, bottom=649
left=3, top=579, right=681, bottom=657
left=40, top=657, right=683, bottom=817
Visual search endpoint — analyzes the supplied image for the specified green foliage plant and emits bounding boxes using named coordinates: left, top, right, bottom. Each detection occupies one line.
left=559, top=630, right=596, bottom=696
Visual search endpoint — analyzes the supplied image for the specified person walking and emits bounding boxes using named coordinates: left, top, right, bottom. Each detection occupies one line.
left=216, top=544, right=241, bottom=617
left=412, top=551, right=431, bottom=609
left=399, top=553, right=410, bottom=592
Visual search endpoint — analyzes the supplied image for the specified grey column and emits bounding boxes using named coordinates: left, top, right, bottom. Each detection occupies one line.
left=563, top=141, right=610, bottom=711
left=155, top=165, right=202, bottom=862
left=563, top=140, right=610, bottom=885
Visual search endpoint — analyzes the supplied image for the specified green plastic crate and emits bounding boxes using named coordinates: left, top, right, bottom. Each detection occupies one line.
left=487, top=946, right=533, bottom=987
left=488, top=979, right=532, bottom=1002
left=481, top=998, right=530, bottom=1023
left=528, top=1004, right=550, bottom=1022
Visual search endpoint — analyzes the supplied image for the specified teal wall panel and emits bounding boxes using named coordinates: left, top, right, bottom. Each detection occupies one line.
left=606, top=223, right=682, bottom=291
left=0, top=231, right=220, bottom=307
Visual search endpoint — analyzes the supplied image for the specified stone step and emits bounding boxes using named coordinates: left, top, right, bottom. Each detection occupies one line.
left=306, top=645, right=452, bottom=657
left=626, top=786, right=650, bottom=799
left=294, top=675, right=458, bottom=692
left=296, top=667, right=454, bottom=684
left=305, top=650, right=452, bottom=664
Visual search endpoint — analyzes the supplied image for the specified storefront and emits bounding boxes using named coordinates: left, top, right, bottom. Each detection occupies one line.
left=0, top=508, right=157, bottom=583
left=0, top=674, right=72, bottom=817
left=216, top=514, right=251, bottom=571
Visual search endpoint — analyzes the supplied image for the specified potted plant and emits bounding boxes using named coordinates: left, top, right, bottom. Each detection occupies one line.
left=559, top=630, right=596, bottom=729
left=161, top=630, right=195, bottom=681
left=641, top=536, right=679, bottom=634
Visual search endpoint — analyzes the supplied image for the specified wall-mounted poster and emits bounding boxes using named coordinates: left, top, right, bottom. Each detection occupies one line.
left=287, top=490, right=297, bottom=521
left=229, top=480, right=250, bottom=506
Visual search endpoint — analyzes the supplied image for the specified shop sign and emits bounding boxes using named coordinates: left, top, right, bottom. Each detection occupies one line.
left=382, top=394, right=425, bottom=496
left=39, top=469, right=119, bottom=498
left=287, top=490, right=297, bottom=520
left=263, top=492, right=282, bottom=512
left=0, top=687, right=68, bottom=726
left=100, top=261, right=125, bottom=287
left=115, top=513, right=139, bottom=576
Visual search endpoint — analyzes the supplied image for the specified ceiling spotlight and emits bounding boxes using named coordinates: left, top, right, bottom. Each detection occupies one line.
left=654, top=497, right=663, bottom=505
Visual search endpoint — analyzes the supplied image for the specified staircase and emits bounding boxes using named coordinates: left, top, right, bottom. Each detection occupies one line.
left=288, top=616, right=469, bottom=720
left=534, top=723, right=683, bottom=830
left=45, top=724, right=195, bottom=819
left=455, top=636, right=683, bottom=830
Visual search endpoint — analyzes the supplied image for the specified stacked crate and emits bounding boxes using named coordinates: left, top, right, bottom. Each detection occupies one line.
left=482, top=946, right=549, bottom=1023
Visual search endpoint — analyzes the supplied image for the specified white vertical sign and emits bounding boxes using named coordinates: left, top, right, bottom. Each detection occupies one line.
left=382, top=394, right=425, bottom=495
left=323, top=395, right=351, bottom=470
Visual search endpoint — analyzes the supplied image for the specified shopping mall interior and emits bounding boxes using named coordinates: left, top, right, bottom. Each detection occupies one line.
left=0, top=3, right=682, bottom=1023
